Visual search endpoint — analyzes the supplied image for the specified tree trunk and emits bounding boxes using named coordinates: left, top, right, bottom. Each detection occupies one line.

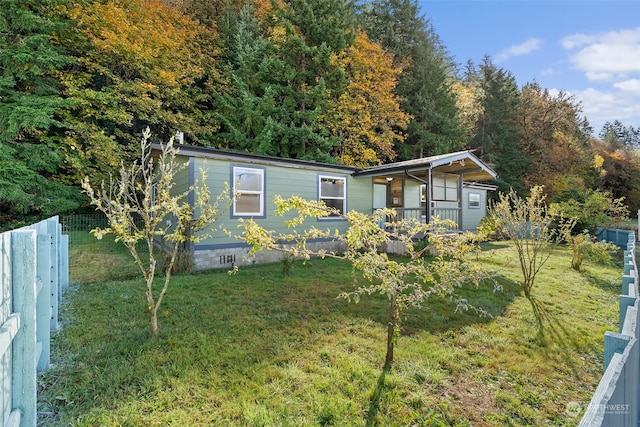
left=385, top=320, right=394, bottom=367
left=150, top=309, right=159, bottom=336
left=385, top=295, right=399, bottom=368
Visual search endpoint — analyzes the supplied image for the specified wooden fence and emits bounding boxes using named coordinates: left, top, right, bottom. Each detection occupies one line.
left=0, top=217, right=68, bottom=427
left=580, top=230, right=639, bottom=426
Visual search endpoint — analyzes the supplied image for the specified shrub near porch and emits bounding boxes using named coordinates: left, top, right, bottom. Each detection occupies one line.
left=39, top=239, right=619, bottom=425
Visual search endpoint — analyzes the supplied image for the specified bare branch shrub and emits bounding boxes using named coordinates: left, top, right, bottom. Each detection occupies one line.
left=82, top=128, right=229, bottom=335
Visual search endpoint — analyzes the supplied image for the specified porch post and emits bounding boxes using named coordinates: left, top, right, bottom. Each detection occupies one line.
left=457, top=174, right=463, bottom=229
left=426, top=167, right=432, bottom=224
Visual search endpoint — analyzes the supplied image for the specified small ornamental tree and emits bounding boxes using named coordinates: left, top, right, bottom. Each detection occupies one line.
left=565, top=231, right=618, bottom=272
left=82, top=128, right=229, bottom=336
left=550, top=189, right=629, bottom=237
left=488, top=186, right=575, bottom=299
left=239, top=195, right=492, bottom=368
left=550, top=189, right=628, bottom=271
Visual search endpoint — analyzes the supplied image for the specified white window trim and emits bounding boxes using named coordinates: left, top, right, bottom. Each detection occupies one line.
left=318, top=175, right=346, bottom=217
left=468, top=192, right=481, bottom=209
left=233, top=166, right=264, bottom=217
left=432, top=172, right=458, bottom=202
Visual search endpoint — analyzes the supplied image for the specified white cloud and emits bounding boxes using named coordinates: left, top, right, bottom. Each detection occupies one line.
left=541, top=68, right=554, bottom=77
left=568, top=86, right=640, bottom=132
left=495, top=38, right=543, bottom=62
left=562, top=27, right=640, bottom=81
left=561, top=33, right=594, bottom=50
left=614, top=79, right=640, bottom=95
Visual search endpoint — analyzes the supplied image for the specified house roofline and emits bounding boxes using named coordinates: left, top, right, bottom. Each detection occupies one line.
left=151, top=144, right=497, bottom=181
left=354, top=150, right=498, bottom=181
left=152, top=143, right=360, bottom=174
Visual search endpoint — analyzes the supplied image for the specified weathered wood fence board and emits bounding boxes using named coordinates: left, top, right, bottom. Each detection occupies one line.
left=580, top=229, right=639, bottom=426
left=0, top=217, right=68, bottom=427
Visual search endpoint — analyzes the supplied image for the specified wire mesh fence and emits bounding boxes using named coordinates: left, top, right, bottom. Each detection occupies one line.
left=61, top=214, right=144, bottom=246
left=61, top=214, right=109, bottom=246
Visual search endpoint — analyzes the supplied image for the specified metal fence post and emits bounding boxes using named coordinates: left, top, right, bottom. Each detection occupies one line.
left=59, top=232, right=69, bottom=294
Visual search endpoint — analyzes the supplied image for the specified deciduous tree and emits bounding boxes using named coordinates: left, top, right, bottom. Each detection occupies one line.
left=82, top=128, right=229, bottom=336
left=517, top=82, right=593, bottom=199
left=592, top=138, right=640, bottom=214
left=238, top=196, right=491, bottom=367
left=323, top=31, right=410, bottom=166
left=488, top=186, right=574, bottom=299
left=550, top=189, right=629, bottom=236
left=60, top=0, right=218, bottom=182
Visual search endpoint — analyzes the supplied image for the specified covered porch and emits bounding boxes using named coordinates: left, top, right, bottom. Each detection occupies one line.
left=355, top=151, right=498, bottom=231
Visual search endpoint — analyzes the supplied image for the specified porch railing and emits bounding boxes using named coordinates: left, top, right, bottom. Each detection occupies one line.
left=374, top=207, right=461, bottom=230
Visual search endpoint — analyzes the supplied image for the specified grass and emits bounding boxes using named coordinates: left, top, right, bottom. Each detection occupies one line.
left=39, top=234, right=622, bottom=426
left=67, top=231, right=146, bottom=283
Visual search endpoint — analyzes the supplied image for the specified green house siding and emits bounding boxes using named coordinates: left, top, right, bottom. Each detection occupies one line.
left=461, top=186, right=488, bottom=231
left=183, top=155, right=370, bottom=249
left=157, top=146, right=497, bottom=269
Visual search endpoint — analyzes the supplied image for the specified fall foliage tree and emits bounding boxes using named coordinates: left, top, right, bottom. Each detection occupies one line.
left=591, top=139, right=640, bottom=214
left=517, top=82, right=593, bottom=199
left=323, top=31, right=410, bottom=167
left=451, top=76, right=483, bottom=144
left=58, top=0, right=218, bottom=183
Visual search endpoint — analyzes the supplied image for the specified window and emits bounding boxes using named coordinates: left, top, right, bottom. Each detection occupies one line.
left=432, top=173, right=458, bottom=202
left=468, top=192, right=481, bottom=209
left=232, top=166, right=264, bottom=216
left=319, top=175, right=346, bottom=216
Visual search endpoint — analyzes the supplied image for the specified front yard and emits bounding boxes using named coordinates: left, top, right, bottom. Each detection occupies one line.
left=38, top=238, right=621, bottom=426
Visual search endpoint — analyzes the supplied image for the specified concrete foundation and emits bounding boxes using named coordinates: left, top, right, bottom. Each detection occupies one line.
left=192, top=240, right=348, bottom=270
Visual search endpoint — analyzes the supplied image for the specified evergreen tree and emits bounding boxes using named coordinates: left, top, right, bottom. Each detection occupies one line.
left=599, top=120, right=640, bottom=149
left=0, top=0, right=83, bottom=226
left=468, top=57, right=527, bottom=195
left=358, top=0, right=463, bottom=159
left=214, top=1, right=352, bottom=162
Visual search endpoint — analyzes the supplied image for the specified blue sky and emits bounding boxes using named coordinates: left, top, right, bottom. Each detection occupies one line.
left=418, top=0, right=640, bottom=135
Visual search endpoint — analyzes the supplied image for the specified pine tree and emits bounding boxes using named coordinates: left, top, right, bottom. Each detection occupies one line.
left=468, top=57, right=527, bottom=195
left=214, top=1, right=353, bottom=162
left=0, top=0, right=83, bottom=225
left=358, top=0, right=463, bottom=159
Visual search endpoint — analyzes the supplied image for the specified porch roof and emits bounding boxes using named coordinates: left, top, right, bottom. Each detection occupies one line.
left=354, top=150, right=497, bottom=182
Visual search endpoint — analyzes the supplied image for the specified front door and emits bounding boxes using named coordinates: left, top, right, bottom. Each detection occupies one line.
left=373, top=183, right=387, bottom=210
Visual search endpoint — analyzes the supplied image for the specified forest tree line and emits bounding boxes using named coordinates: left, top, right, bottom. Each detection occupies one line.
left=1, top=0, right=639, bottom=227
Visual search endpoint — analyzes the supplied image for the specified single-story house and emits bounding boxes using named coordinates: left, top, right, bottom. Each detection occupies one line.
left=157, top=144, right=497, bottom=270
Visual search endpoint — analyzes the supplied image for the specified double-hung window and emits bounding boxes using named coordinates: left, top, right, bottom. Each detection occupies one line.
left=319, top=175, right=346, bottom=217
left=232, top=166, right=265, bottom=217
